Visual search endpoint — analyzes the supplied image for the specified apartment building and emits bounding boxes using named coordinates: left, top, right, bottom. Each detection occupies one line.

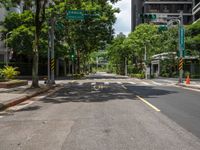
left=0, top=3, right=22, bottom=63
left=131, top=0, right=193, bottom=31
left=193, top=0, right=200, bottom=21
left=0, top=7, right=7, bottom=62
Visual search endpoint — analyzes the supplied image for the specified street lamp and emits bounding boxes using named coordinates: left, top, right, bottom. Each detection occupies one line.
left=5, top=31, right=12, bottom=66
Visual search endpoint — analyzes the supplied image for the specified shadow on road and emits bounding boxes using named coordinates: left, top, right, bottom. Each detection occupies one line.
left=40, top=82, right=177, bottom=104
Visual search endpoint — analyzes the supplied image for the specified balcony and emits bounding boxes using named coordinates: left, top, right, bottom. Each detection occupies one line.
left=193, top=2, right=200, bottom=15
left=144, top=0, right=193, bottom=4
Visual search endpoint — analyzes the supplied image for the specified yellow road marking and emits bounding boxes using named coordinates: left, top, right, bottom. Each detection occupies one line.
left=136, top=95, right=161, bottom=112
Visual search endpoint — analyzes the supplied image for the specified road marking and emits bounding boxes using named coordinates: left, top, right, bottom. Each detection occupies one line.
left=104, top=82, right=109, bottom=85
left=134, top=78, right=140, bottom=81
left=117, top=82, right=122, bottom=84
left=151, top=81, right=162, bottom=86
left=78, top=82, right=83, bottom=86
left=121, top=85, right=127, bottom=90
left=0, top=116, right=3, bottom=119
left=141, top=82, right=151, bottom=85
left=136, top=95, right=161, bottom=112
left=91, top=82, right=96, bottom=86
left=128, top=82, right=136, bottom=85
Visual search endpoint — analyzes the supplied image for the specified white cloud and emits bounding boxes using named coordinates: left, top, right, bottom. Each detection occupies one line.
left=113, top=0, right=131, bottom=36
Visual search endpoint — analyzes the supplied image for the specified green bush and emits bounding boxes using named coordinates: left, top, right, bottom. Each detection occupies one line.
left=0, top=66, right=20, bottom=80
left=0, top=69, right=5, bottom=81
left=130, top=73, right=145, bottom=79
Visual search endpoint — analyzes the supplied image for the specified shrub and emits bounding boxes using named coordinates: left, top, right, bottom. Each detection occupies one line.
left=130, top=73, right=145, bottom=79
left=0, top=68, right=4, bottom=80
left=1, top=66, right=20, bottom=80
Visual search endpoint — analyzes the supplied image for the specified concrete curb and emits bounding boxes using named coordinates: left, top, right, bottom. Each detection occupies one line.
left=176, top=83, right=200, bottom=90
left=0, top=85, right=58, bottom=111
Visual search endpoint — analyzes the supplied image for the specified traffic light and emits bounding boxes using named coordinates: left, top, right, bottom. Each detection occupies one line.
left=140, top=14, right=157, bottom=20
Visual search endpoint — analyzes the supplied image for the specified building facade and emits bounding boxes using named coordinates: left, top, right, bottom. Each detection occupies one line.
left=193, top=0, right=200, bottom=22
left=131, top=0, right=193, bottom=31
left=0, top=3, right=23, bottom=63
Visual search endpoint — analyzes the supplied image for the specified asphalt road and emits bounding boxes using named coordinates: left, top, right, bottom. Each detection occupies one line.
left=125, top=81, right=200, bottom=138
left=0, top=72, right=200, bottom=150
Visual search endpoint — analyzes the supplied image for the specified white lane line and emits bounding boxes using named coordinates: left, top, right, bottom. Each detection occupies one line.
left=0, top=116, right=3, bottom=119
left=141, top=82, right=151, bottom=85
left=117, top=82, right=122, bottom=84
left=128, top=82, right=136, bottom=85
left=136, top=95, right=160, bottom=112
left=121, top=85, right=127, bottom=90
left=151, top=81, right=162, bottom=86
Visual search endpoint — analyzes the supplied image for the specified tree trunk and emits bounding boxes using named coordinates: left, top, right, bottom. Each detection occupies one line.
left=32, top=33, right=39, bottom=88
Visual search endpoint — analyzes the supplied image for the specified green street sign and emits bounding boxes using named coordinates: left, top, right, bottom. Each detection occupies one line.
left=66, top=10, right=84, bottom=20
left=179, top=27, right=185, bottom=57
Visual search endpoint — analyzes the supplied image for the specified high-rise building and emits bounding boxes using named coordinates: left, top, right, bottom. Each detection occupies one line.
left=131, top=0, right=193, bottom=31
left=193, top=0, right=200, bottom=22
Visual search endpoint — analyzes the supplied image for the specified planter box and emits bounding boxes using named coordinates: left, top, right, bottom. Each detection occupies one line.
left=0, top=80, right=28, bottom=88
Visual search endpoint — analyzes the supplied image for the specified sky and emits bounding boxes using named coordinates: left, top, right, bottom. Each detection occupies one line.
left=113, top=0, right=131, bottom=36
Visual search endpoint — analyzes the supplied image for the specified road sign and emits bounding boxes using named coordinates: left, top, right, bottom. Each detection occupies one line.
left=179, top=27, right=185, bottom=57
left=66, top=10, right=84, bottom=20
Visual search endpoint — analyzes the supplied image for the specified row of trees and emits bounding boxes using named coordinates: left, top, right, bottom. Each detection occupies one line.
left=0, top=0, right=120, bottom=87
left=106, top=22, right=200, bottom=76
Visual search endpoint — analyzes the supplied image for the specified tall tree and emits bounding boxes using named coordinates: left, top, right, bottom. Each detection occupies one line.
left=32, top=0, right=47, bottom=87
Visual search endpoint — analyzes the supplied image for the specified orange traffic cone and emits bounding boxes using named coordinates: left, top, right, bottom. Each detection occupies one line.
left=186, top=75, right=190, bottom=84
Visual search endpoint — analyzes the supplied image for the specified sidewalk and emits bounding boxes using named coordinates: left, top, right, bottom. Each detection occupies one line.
left=0, top=81, right=57, bottom=111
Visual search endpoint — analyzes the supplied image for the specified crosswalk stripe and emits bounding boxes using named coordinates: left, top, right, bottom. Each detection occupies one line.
left=104, top=82, right=109, bottom=85
left=91, top=82, right=96, bottom=86
left=141, top=82, right=150, bottom=85
left=78, top=83, right=83, bottom=86
left=128, top=82, right=136, bottom=85
left=151, top=81, right=162, bottom=86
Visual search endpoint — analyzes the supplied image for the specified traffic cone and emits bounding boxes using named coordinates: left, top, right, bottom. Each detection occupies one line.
left=186, top=75, right=190, bottom=84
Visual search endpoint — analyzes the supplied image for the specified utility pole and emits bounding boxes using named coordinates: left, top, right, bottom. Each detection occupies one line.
left=125, top=57, right=127, bottom=76
left=47, top=15, right=56, bottom=84
left=144, top=44, right=147, bottom=79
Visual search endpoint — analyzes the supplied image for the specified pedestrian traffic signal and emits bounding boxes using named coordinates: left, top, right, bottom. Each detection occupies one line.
left=140, top=14, right=157, bottom=20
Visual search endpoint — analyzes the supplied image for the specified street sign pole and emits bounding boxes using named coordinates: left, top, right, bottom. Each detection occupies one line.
left=178, top=11, right=184, bottom=83
left=50, top=16, right=55, bottom=84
